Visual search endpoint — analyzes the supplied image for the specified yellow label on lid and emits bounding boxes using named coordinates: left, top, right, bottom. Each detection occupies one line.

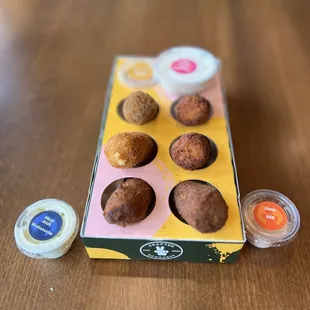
left=125, top=62, right=153, bottom=81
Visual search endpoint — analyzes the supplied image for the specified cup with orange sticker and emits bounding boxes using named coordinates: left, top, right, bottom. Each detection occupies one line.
left=242, top=189, right=300, bottom=248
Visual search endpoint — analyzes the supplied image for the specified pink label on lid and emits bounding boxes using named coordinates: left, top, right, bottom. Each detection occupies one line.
left=171, top=59, right=196, bottom=74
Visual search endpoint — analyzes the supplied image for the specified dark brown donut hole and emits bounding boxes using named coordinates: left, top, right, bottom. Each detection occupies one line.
left=101, top=178, right=156, bottom=219
left=169, top=134, right=218, bottom=170
left=170, top=97, right=213, bottom=125
left=168, top=180, right=223, bottom=226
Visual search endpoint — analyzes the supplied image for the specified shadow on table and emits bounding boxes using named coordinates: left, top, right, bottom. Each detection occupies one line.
left=226, top=92, right=301, bottom=268
left=90, top=260, right=219, bottom=279
left=240, top=243, right=297, bottom=269
left=89, top=259, right=204, bottom=279
left=226, top=92, right=299, bottom=199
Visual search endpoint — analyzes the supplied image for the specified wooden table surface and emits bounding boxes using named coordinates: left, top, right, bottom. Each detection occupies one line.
left=1, top=0, right=310, bottom=309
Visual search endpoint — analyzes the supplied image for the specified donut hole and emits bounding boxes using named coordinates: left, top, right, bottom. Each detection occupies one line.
left=101, top=178, right=156, bottom=221
left=169, top=134, right=218, bottom=170
left=105, top=132, right=158, bottom=168
left=168, top=180, right=223, bottom=225
left=170, top=96, right=213, bottom=125
left=117, top=97, right=159, bottom=124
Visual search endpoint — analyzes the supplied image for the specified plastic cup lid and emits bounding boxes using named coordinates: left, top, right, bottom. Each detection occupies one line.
left=241, top=190, right=300, bottom=248
left=118, top=58, right=158, bottom=89
left=154, top=46, right=220, bottom=93
left=160, top=78, right=211, bottom=96
left=14, top=199, right=79, bottom=259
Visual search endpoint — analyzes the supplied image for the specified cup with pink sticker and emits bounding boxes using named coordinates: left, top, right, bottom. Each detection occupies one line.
left=154, top=46, right=220, bottom=96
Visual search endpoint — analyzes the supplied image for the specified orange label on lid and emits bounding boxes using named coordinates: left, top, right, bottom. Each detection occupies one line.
left=254, top=201, right=288, bottom=230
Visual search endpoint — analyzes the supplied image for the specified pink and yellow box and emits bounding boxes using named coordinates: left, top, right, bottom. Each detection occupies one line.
left=81, top=56, right=245, bottom=263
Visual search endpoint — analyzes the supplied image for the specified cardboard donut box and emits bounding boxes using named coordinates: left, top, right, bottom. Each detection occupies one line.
left=81, top=56, right=246, bottom=263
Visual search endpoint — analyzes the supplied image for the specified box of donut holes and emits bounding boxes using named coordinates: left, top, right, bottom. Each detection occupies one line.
left=81, top=55, right=245, bottom=263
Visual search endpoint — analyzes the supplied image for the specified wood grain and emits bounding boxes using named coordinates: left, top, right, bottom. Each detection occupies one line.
left=1, top=0, right=310, bottom=309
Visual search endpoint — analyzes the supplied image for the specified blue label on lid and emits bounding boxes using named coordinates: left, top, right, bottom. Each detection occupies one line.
left=29, top=211, right=63, bottom=241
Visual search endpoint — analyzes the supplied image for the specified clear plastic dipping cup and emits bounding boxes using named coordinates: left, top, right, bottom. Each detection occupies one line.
left=241, top=190, right=300, bottom=248
left=154, top=46, right=220, bottom=96
left=14, top=199, right=79, bottom=259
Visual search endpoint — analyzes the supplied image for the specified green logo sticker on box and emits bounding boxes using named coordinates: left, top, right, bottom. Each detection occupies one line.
left=140, top=241, right=183, bottom=260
